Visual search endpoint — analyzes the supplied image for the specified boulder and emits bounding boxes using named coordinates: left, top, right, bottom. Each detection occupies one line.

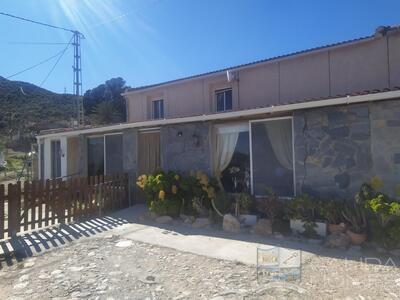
left=223, top=214, right=241, bottom=233
left=239, top=214, right=258, bottom=226
left=180, top=214, right=196, bottom=224
left=155, top=216, right=173, bottom=224
left=251, top=219, right=273, bottom=236
left=192, top=218, right=212, bottom=228
left=324, top=233, right=351, bottom=249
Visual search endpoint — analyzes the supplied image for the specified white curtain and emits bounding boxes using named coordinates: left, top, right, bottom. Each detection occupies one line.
left=264, top=120, right=293, bottom=171
left=214, top=132, right=239, bottom=176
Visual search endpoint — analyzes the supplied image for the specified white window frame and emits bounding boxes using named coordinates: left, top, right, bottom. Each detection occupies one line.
left=249, top=116, right=296, bottom=198
left=152, top=99, right=164, bottom=120
left=215, top=88, right=233, bottom=112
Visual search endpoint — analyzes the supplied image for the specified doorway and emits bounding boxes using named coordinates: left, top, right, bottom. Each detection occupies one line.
left=136, top=130, right=161, bottom=203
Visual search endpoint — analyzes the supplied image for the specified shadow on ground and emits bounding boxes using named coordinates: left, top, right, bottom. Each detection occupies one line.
left=0, top=215, right=128, bottom=269
left=110, top=205, right=400, bottom=267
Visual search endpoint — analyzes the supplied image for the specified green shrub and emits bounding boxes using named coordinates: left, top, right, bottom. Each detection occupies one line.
left=236, top=193, right=254, bottom=215
left=286, top=194, right=321, bottom=222
left=255, top=188, right=284, bottom=221
left=136, top=170, right=219, bottom=217
left=320, top=199, right=345, bottom=224
left=364, top=190, right=400, bottom=249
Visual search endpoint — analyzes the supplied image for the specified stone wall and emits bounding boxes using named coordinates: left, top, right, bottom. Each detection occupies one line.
left=294, top=103, right=372, bottom=199
left=160, top=122, right=212, bottom=175
left=294, top=99, right=400, bottom=199
left=370, top=100, right=400, bottom=196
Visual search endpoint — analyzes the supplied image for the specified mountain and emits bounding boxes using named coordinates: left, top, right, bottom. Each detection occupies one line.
left=0, top=76, right=76, bottom=146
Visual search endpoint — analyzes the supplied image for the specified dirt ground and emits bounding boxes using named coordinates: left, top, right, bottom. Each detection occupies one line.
left=0, top=233, right=400, bottom=300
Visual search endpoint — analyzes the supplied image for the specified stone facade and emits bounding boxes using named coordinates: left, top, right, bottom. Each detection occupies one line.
left=160, top=122, right=212, bottom=174
left=294, top=99, right=400, bottom=199
left=370, top=100, right=400, bottom=196
left=294, top=103, right=372, bottom=198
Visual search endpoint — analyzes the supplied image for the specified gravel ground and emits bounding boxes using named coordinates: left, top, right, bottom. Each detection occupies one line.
left=0, top=234, right=400, bottom=300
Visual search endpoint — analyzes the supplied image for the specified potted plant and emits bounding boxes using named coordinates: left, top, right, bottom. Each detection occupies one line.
left=365, top=192, right=400, bottom=250
left=236, top=193, right=257, bottom=226
left=342, top=202, right=367, bottom=245
left=255, top=188, right=283, bottom=223
left=320, top=199, right=346, bottom=234
left=286, top=194, right=327, bottom=238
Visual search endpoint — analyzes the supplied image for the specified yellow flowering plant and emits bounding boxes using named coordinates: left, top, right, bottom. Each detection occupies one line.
left=136, top=170, right=220, bottom=217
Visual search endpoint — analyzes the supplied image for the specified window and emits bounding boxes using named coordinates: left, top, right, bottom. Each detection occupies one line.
left=87, top=137, right=104, bottom=177
left=87, top=134, right=124, bottom=177
left=214, top=123, right=250, bottom=193
left=40, top=143, right=44, bottom=179
left=216, top=89, right=232, bottom=112
left=250, top=118, right=294, bottom=197
left=105, top=134, right=123, bottom=176
left=50, top=140, right=61, bottom=179
left=152, top=99, right=164, bottom=119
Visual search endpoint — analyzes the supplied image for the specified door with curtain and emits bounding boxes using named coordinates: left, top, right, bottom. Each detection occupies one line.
left=250, top=118, right=294, bottom=197
left=136, top=131, right=161, bottom=203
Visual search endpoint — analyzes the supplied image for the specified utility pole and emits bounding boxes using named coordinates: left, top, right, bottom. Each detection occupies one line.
left=0, top=12, right=86, bottom=126
left=73, top=31, right=85, bottom=127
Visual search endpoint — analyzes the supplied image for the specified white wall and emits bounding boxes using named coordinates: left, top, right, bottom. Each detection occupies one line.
left=41, top=136, right=68, bottom=179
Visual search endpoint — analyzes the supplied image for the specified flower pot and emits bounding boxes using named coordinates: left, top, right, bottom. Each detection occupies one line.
left=346, top=229, right=367, bottom=245
left=290, top=219, right=327, bottom=237
left=328, top=223, right=346, bottom=234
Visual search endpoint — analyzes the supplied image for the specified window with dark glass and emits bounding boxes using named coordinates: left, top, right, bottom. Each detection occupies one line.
left=251, top=118, right=294, bottom=197
left=216, top=89, right=232, bottom=112
left=40, top=143, right=44, bottom=179
left=152, top=99, right=164, bottom=119
left=87, top=137, right=104, bottom=177
left=105, top=134, right=123, bottom=175
left=50, top=140, right=61, bottom=179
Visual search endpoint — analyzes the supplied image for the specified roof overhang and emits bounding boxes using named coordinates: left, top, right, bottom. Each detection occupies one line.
left=37, top=89, right=400, bottom=140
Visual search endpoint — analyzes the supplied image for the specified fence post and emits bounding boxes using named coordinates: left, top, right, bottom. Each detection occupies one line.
left=98, top=183, right=103, bottom=217
left=8, top=182, right=21, bottom=236
left=0, top=185, right=4, bottom=240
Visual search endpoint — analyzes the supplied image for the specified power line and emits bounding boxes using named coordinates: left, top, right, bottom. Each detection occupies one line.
left=0, top=11, right=75, bottom=33
left=40, top=36, right=74, bottom=87
left=7, top=41, right=71, bottom=45
left=6, top=46, right=71, bottom=79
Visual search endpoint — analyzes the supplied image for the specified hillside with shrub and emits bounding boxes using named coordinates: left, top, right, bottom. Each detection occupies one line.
left=0, top=76, right=76, bottom=148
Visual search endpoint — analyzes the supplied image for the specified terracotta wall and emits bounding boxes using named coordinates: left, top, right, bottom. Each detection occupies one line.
left=125, top=32, right=400, bottom=123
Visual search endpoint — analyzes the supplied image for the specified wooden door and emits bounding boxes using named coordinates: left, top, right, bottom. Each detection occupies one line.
left=136, top=131, right=161, bottom=203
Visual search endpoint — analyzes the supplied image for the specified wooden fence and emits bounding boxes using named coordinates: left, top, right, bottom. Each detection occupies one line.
left=0, top=173, right=129, bottom=240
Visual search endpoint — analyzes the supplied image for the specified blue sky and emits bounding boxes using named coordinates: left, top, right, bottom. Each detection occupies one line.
left=1, top=0, right=399, bottom=94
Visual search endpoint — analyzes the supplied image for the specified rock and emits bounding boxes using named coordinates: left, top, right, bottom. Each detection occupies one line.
left=24, top=261, right=35, bottom=268
left=19, top=275, right=30, bottom=282
left=180, top=214, right=195, bottom=224
left=192, top=218, right=212, bottom=228
left=51, top=270, right=62, bottom=276
left=239, top=215, right=258, bottom=226
left=223, top=214, right=241, bottom=234
left=324, top=233, right=350, bottom=249
left=139, top=275, right=158, bottom=284
left=69, top=266, right=84, bottom=272
left=13, top=282, right=29, bottom=289
left=155, top=216, right=173, bottom=224
left=251, top=219, right=272, bottom=236
left=115, top=240, right=133, bottom=248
